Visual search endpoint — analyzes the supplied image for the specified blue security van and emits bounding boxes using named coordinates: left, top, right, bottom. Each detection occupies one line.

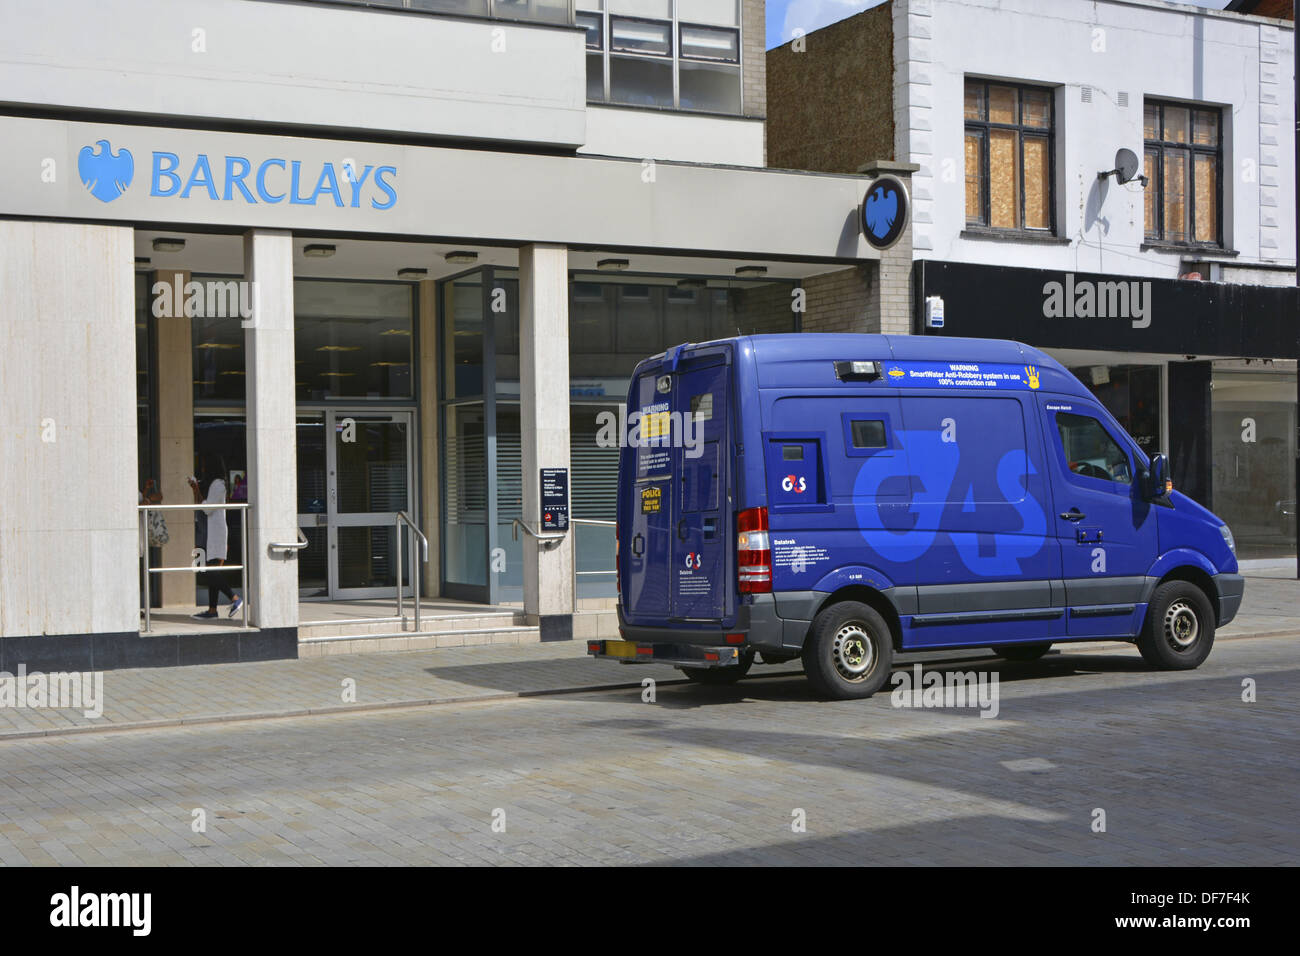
left=587, top=334, right=1244, bottom=700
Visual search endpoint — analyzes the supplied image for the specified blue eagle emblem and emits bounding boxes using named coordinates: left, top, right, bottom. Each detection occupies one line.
left=864, top=182, right=899, bottom=240
left=78, top=140, right=134, bottom=203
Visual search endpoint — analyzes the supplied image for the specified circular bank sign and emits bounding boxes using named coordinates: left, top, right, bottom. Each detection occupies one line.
left=859, top=175, right=909, bottom=250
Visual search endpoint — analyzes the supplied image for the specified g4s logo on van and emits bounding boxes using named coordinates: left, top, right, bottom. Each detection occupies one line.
left=852, top=428, right=1048, bottom=576
left=684, top=552, right=703, bottom=570
left=781, top=474, right=807, bottom=493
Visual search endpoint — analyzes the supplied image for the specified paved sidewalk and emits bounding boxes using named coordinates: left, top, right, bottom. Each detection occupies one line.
left=0, top=571, right=1294, bottom=740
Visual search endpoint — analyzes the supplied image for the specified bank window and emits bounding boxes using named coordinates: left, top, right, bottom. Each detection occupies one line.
left=1143, top=100, right=1222, bottom=246
left=582, top=1, right=743, bottom=114
left=964, top=80, right=1055, bottom=233
left=1056, top=412, right=1132, bottom=485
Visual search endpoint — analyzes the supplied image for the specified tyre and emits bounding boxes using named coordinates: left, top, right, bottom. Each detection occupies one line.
left=680, top=651, right=753, bottom=685
left=802, top=601, right=893, bottom=700
left=994, top=642, right=1052, bottom=662
left=1137, top=581, right=1215, bottom=670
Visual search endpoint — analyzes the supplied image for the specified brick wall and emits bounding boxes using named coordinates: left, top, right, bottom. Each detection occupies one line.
left=766, top=2, right=896, bottom=173
left=800, top=218, right=914, bottom=335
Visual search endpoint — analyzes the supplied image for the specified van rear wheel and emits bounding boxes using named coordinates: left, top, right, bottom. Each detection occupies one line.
left=680, top=652, right=753, bottom=685
left=995, top=642, right=1052, bottom=662
left=1137, top=581, right=1215, bottom=670
left=803, top=601, right=893, bottom=700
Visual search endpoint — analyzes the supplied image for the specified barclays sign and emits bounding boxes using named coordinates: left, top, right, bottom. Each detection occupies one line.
left=77, top=139, right=397, bottom=210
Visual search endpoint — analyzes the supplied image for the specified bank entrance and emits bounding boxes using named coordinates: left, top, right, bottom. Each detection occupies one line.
left=297, top=410, right=416, bottom=600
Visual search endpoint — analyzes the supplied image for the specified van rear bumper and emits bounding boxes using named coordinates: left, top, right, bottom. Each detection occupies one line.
left=615, top=592, right=793, bottom=652
left=1214, top=572, right=1245, bottom=627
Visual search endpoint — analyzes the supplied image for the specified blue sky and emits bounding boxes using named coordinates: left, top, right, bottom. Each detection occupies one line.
left=765, top=0, right=1233, bottom=50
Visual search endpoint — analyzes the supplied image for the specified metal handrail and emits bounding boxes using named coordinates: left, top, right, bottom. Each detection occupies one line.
left=269, top=529, right=309, bottom=553
left=512, top=517, right=566, bottom=546
left=139, top=502, right=249, bottom=632
left=395, top=511, right=429, bottom=632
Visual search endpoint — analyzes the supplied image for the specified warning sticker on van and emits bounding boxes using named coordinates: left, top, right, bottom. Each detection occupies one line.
left=882, top=362, right=1042, bottom=390
left=641, top=486, right=663, bottom=514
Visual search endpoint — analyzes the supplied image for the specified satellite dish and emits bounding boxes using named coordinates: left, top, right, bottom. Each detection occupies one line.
left=1098, top=147, right=1148, bottom=186
left=1113, top=148, right=1141, bottom=184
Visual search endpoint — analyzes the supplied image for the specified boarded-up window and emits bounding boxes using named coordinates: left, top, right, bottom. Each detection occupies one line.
left=1144, top=99, right=1222, bottom=246
left=964, top=79, right=1055, bottom=232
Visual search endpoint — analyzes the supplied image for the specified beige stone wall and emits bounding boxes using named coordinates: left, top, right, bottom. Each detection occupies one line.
left=742, top=0, right=767, bottom=121
left=0, top=220, right=139, bottom=638
left=766, top=2, right=895, bottom=173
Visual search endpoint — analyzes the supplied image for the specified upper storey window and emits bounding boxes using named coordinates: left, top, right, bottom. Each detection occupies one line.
left=1143, top=100, right=1223, bottom=247
left=581, top=1, right=744, bottom=115
left=964, top=79, right=1056, bottom=235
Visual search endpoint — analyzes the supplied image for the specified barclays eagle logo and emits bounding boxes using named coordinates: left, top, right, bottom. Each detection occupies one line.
left=78, top=140, right=134, bottom=203
left=864, top=182, right=899, bottom=241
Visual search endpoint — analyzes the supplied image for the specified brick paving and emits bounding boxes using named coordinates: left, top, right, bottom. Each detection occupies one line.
left=0, top=571, right=1295, bottom=739
left=0, top=630, right=1294, bottom=865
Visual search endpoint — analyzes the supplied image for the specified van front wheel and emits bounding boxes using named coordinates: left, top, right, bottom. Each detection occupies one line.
left=1137, top=581, right=1215, bottom=670
left=803, top=601, right=893, bottom=700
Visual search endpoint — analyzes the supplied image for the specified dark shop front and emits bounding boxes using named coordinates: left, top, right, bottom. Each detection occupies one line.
left=915, top=260, right=1299, bottom=560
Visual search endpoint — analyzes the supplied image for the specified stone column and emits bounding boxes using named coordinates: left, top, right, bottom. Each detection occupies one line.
left=243, top=230, right=299, bottom=632
left=151, top=269, right=196, bottom=606
left=518, top=244, right=574, bottom=639
left=0, top=221, right=137, bottom=646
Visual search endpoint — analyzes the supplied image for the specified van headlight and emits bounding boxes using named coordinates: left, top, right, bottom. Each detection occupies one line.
left=1219, top=524, right=1236, bottom=554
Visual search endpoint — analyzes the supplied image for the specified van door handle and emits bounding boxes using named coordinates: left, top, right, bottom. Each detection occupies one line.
left=676, top=519, right=688, bottom=541
left=632, top=533, right=644, bottom=557
left=1060, top=509, right=1087, bottom=522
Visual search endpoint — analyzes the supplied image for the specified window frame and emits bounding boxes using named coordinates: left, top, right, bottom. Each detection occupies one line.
left=1143, top=99, right=1224, bottom=249
left=963, top=79, right=1057, bottom=236
left=677, top=21, right=740, bottom=64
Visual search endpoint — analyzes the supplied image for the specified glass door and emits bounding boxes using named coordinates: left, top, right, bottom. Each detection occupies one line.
left=297, top=410, right=416, bottom=600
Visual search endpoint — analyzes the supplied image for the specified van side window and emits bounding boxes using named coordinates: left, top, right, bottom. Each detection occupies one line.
left=1056, top=412, right=1132, bottom=485
left=849, top=419, right=887, bottom=449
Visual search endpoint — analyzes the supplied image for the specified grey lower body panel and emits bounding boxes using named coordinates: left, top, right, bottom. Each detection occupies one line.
left=1214, top=572, right=1245, bottom=626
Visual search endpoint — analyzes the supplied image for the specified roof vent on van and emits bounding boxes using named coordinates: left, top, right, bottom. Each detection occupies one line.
left=834, top=360, right=882, bottom=382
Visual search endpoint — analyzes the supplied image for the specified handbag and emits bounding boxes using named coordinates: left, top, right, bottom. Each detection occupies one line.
left=148, top=510, right=170, bottom=547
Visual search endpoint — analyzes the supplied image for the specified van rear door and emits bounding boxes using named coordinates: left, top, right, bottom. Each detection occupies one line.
left=621, top=369, right=674, bottom=625
left=671, top=359, right=730, bottom=621
left=619, top=352, right=732, bottom=626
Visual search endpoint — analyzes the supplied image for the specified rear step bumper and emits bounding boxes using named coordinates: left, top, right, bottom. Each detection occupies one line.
left=587, top=639, right=743, bottom=669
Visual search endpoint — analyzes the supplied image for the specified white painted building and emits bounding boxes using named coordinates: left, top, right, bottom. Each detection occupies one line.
left=769, top=0, right=1298, bottom=559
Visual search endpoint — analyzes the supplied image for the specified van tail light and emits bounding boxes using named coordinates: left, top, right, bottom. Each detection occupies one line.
left=615, top=529, right=620, bottom=597
left=737, top=506, right=771, bottom=593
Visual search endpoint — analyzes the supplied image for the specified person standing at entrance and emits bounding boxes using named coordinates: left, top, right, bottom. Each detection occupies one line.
left=189, top=461, right=243, bottom=620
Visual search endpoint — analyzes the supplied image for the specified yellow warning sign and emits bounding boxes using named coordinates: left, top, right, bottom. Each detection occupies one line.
left=641, top=486, right=663, bottom=514
left=642, top=411, right=671, bottom=440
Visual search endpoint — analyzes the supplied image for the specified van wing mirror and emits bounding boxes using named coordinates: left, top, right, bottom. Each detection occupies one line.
left=1148, top=453, right=1173, bottom=502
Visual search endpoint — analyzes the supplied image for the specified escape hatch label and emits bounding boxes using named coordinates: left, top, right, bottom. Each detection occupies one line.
left=540, top=468, right=569, bottom=531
